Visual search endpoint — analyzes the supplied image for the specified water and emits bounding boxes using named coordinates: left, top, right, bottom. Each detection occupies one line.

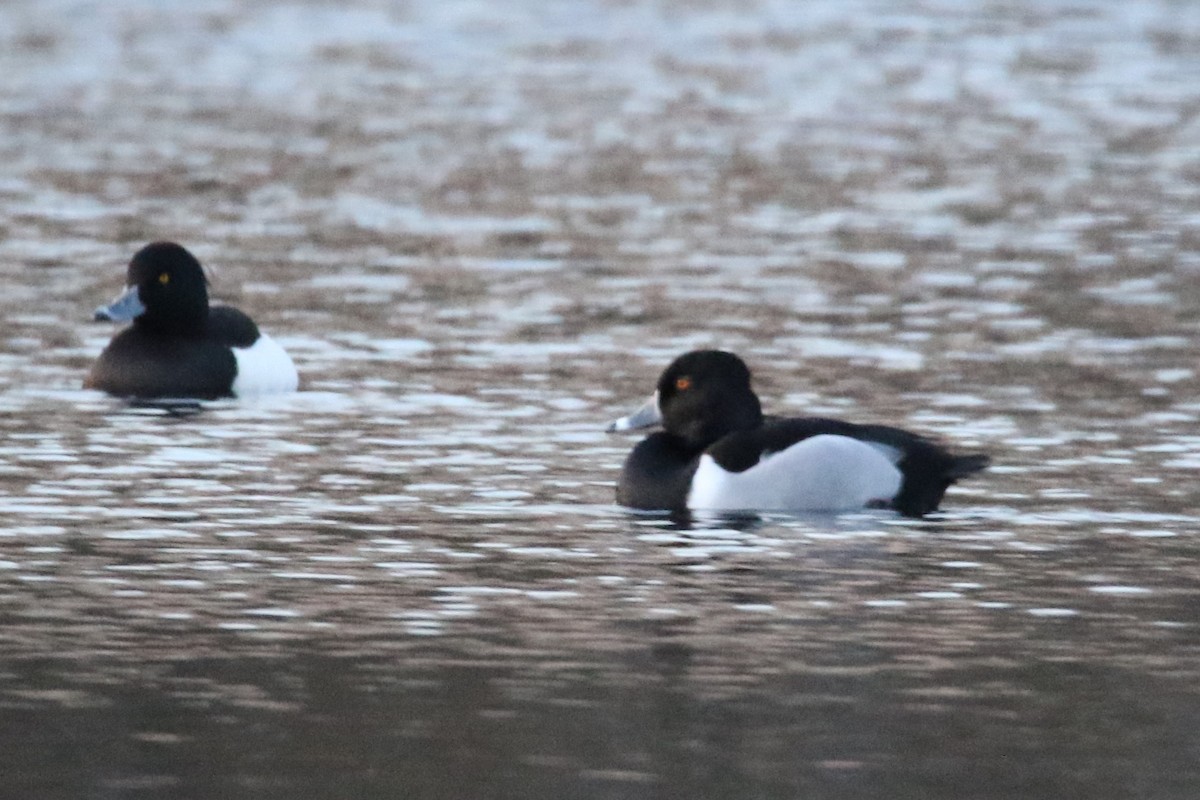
left=3, top=0, right=1200, bottom=797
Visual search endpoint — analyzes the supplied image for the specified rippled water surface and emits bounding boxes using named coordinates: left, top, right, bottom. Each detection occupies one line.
left=3, top=0, right=1200, bottom=797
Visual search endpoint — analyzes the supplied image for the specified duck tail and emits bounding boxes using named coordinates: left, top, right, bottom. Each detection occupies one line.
left=893, top=449, right=990, bottom=517
left=946, top=453, right=990, bottom=480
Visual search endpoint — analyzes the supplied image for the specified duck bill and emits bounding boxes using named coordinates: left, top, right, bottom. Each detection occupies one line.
left=93, top=285, right=145, bottom=322
left=607, top=392, right=662, bottom=432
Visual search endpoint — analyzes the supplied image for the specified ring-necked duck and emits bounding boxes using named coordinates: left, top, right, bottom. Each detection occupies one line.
left=607, top=350, right=988, bottom=516
left=85, top=242, right=299, bottom=400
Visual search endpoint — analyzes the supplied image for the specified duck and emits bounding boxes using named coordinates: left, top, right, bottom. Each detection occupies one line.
left=85, top=242, right=299, bottom=400
left=607, top=350, right=988, bottom=517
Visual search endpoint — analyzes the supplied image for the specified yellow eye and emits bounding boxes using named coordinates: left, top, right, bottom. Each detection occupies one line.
left=675, top=376, right=692, bottom=391
left=158, top=272, right=170, bottom=285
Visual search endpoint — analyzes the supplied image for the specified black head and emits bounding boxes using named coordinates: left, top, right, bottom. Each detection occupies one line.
left=122, top=242, right=210, bottom=333
left=655, top=350, right=763, bottom=449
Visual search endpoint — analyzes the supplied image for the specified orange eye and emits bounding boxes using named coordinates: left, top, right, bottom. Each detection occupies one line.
left=675, top=376, right=692, bottom=391
left=158, top=272, right=170, bottom=285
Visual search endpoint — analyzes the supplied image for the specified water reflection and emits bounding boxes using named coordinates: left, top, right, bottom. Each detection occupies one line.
left=5, top=511, right=1199, bottom=800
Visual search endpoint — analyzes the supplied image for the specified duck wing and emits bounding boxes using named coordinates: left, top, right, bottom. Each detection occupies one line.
left=708, top=417, right=988, bottom=516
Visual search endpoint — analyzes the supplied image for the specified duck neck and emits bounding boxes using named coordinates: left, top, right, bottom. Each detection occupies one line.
left=136, top=302, right=209, bottom=337
left=677, top=391, right=763, bottom=452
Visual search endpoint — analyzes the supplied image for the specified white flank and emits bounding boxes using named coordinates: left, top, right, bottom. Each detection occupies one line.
left=231, top=332, right=299, bottom=397
left=687, top=434, right=903, bottom=512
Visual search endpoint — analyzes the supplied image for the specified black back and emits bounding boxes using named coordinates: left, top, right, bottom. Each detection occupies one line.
left=208, top=305, right=260, bottom=348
